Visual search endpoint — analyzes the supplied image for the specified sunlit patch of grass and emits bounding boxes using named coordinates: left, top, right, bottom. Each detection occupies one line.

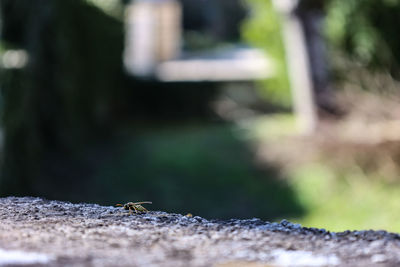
left=289, top=162, right=400, bottom=233
left=236, top=113, right=297, bottom=141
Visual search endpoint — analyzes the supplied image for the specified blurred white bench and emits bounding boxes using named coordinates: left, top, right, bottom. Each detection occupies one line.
left=155, top=47, right=273, bottom=82
left=123, top=0, right=272, bottom=82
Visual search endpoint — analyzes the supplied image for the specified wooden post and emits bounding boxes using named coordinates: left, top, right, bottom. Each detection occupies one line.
left=272, top=0, right=317, bottom=135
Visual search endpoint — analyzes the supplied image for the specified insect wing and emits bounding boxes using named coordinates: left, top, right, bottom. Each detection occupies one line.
left=134, top=204, right=148, bottom=212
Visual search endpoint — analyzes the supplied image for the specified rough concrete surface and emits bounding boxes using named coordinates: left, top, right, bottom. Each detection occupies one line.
left=0, top=197, right=400, bottom=266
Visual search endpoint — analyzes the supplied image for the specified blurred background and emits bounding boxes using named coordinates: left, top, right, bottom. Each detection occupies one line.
left=1, top=0, right=400, bottom=232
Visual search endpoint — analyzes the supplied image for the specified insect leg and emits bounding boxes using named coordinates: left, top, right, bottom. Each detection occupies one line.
left=132, top=205, right=139, bottom=214
left=141, top=206, right=148, bottom=212
left=129, top=206, right=135, bottom=215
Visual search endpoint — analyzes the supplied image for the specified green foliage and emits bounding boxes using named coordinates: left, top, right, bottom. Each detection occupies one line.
left=241, top=0, right=291, bottom=107
left=325, top=0, right=400, bottom=77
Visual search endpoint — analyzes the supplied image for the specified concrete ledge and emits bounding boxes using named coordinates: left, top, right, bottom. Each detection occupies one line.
left=0, top=197, right=399, bottom=266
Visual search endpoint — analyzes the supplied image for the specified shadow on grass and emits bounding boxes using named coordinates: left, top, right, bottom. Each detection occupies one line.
left=74, top=122, right=304, bottom=221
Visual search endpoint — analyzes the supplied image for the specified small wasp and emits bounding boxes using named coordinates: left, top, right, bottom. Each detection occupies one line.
left=116, top=201, right=152, bottom=215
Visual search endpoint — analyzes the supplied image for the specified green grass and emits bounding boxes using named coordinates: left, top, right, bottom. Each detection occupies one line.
left=289, top=163, right=400, bottom=232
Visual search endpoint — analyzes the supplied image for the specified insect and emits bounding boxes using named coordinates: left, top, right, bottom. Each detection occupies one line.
left=116, top=201, right=152, bottom=215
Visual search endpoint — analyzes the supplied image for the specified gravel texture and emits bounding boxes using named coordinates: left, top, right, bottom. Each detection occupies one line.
left=0, top=197, right=400, bottom=266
